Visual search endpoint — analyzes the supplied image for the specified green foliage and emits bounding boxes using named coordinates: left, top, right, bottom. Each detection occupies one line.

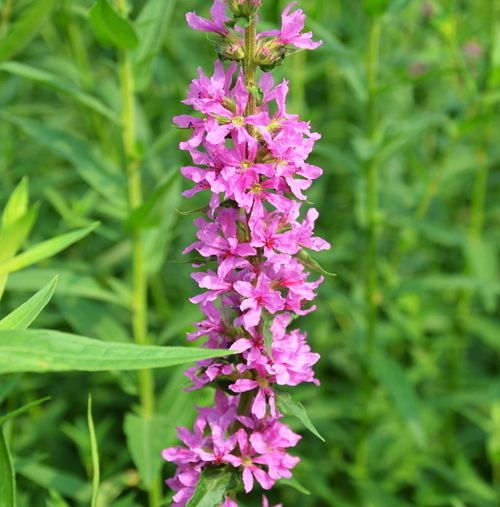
left=276, top=392, right=325, bottom=442
left=186, top=467, right=237, bottom=507
left=0, top=0, right=499, bottom=506
left=89, top=0, right=139, bottom=50
left=0, top=330, right=236, bottom=373
left=0, top=429, right=16, bottom=507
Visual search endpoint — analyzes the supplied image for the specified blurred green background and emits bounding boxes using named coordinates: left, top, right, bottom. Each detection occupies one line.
left=1, top=0, right=499, bottom=505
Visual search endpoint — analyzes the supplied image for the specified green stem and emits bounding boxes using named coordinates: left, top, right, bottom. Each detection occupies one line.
left=0, top=0, right=12, bottom=34
left=365, top=18, right=381, bottom=360
left=244, top=16, right=257, bottom=117
left=115, top=1, right=159, bottom=506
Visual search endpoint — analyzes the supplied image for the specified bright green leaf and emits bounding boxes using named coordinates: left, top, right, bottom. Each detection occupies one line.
left=0, top=329, right=236, bottom=374
left=87, top=395, right=100, bottom=507
left=0, top=429, right=16, bottom=506
left=0, top=223, right=99, bottom=277
left=0, top=277, right=57, bottom=330
left=2, top=177, right=28, bottom=227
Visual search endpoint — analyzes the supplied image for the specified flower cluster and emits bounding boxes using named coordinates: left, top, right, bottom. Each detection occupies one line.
left=163, top=1, right=327, bottom=505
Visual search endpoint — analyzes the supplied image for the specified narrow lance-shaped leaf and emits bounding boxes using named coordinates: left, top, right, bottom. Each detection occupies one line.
left=0, top=429, right=16, bottom=507
left=276, top=392, right=325, bottom=442
left=0, top=63, right=119, bottom=124
left=0, top=330, right=237, bottom=374
left=0, top=223, right=99, bottom=277
left=0, top=0, right=59, bottom=63
left=87, top=395, right=100, bottom=507
left=0, top=397, right=50, bottom=426
left=0, top=277, right=57, bottom=330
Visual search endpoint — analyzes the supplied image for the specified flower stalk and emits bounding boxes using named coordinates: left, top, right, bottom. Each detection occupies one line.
left=162, top=2, right=327, bottom=505
left=115, top=1, right=159, bottom=505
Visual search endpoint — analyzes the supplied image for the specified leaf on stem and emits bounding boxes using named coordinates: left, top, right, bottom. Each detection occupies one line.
left=276, top=392, right=325, bottom=442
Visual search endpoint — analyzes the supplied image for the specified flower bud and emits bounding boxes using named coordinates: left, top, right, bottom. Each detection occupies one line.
left=227, top=0, right=261, bottom=18
left=213, top=34, right=245, bottom=61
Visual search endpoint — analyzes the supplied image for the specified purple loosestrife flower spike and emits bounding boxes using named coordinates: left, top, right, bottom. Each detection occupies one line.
left=163, top=2, right=328, bottom=505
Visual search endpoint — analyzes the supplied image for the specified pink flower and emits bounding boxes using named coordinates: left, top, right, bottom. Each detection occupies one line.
left=186, top=0, right=230, bottom=36
left=230, top=377, right=277, bottom=419
left=234, top=274, right=286, bottom=329
left=165, top=1, right=329, bottom=503
left=261, top=2, right=322, bottom=50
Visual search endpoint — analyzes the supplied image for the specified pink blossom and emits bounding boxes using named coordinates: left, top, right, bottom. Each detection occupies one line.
left=261, top=2, right=322, bottom=50
left=164, top=1, right=328, bottom=503
left=186, top=0, right=230, bottom=36
left=234, top=274, right=286, bottom=329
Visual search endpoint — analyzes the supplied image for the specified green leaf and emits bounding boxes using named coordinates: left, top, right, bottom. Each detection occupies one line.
left=464, top=236, right=498, bottom=312
left=89, top=0, right=139, bottom=50
left=0, top=277, right=57, bottom=330
left=0, top=62, right=118, bottom=123
left=1, top=177, right=28, bottom=227
left=0, top=429, right=16, bottom=507
left=87, top=395, right=100, bottom=507
left=279, top=477, right=311, bottom=495
left=0, top=114, right=127, bottom=212
left=0, top=396, right=50, bottom=426
left=363, top=0, right=389, bottom=15
left=0, top=223, right=99, bottom=277
left=373, top=352, right=427, bottom=448
left=0, top=329, right=236, bottom=374
left=262, top=311, right=273, bottom=355
left=186, top=467, right=236, bottom=507
left=297, top=250, right=336, bottom=278
left=0, top=204, right=38, bottom=299
left=16, top=461, right=91, bottom=502
left=0, top=428, right=16, bottom=507
left=124, top=413, right=168, bottom=489
left=0, top=0, right=58, bottom=63
left=7, top=269, right=128, bottom=307
left=132, top=0, right=177, bottom=90
left=125, top=171, right=179, bottom=231
left=275, top=392, right=325, bottom=442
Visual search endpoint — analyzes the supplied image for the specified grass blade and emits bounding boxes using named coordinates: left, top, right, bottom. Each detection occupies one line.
left=87, top=395, right=100, bottom=507
left=0, top=429, right=16, bottom=507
